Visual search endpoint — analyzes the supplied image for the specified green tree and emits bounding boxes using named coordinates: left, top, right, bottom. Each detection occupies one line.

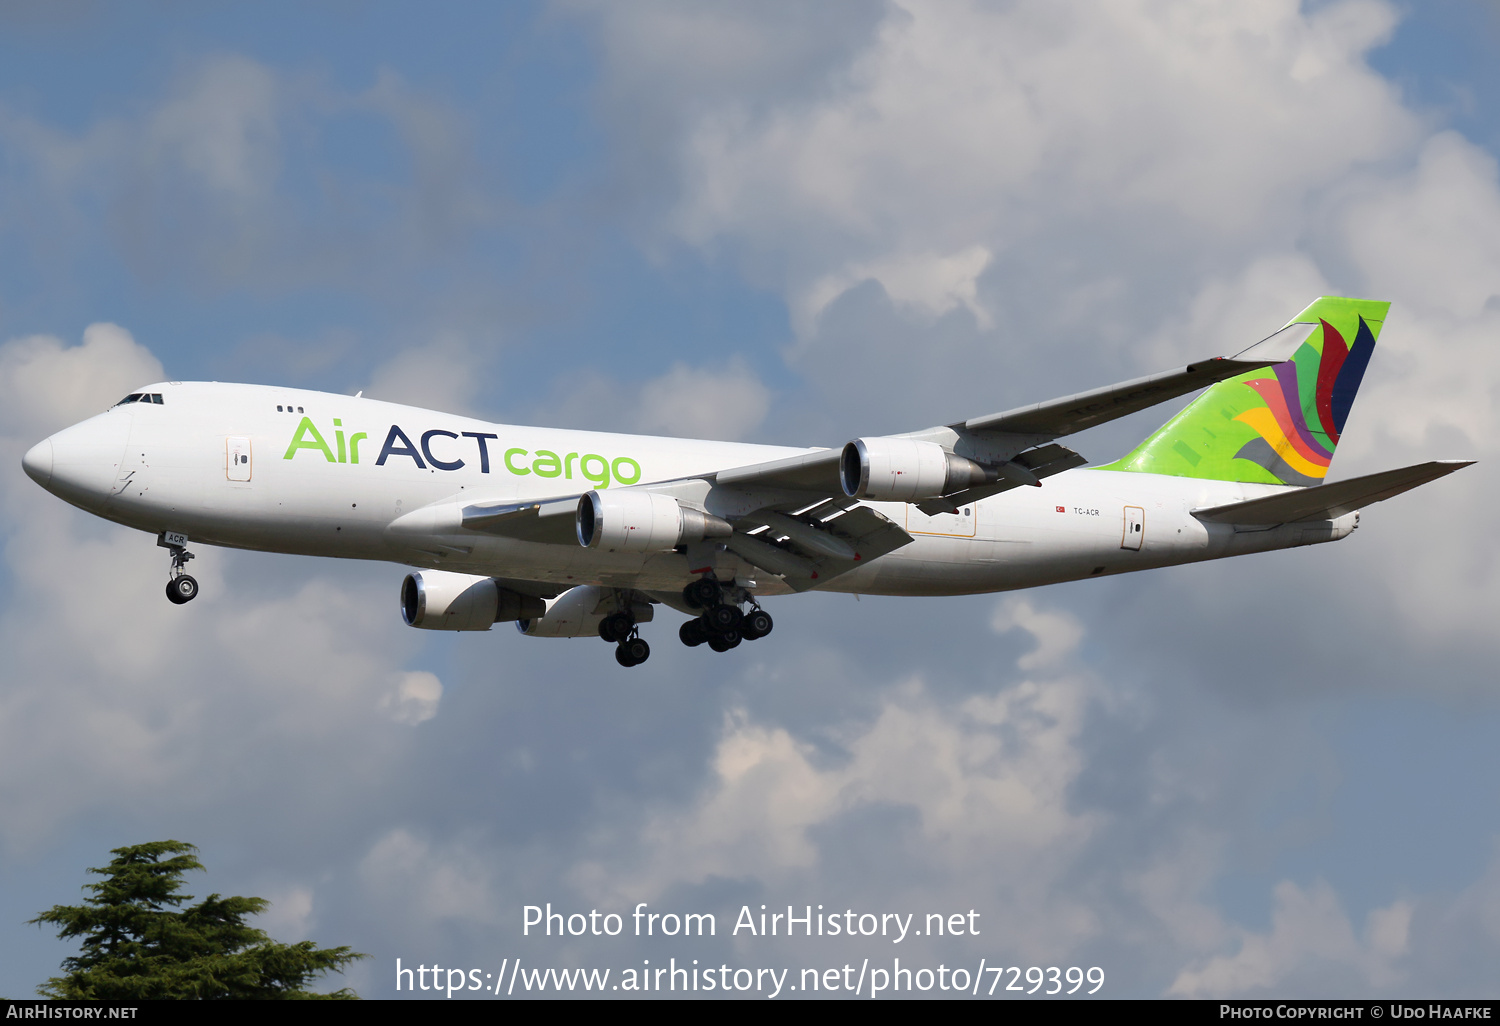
left=30, top=840, right=366, bottom=1000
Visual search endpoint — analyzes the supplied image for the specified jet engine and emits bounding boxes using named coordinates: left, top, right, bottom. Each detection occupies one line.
left=576, top=490, right=732, bottom=553
left=840, top=438, right=994, bottom=501
left=400, top=570, right=545, bottom=631
left=516, top=585, right=654, bottom=637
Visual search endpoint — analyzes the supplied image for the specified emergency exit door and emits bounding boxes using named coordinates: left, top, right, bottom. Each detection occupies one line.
left=227, top=436, right=252, bottom=481
left=1121, top=506, right=1144, bottom=550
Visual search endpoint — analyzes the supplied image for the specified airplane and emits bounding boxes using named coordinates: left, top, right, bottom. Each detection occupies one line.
left=20, top=296, right=1471, bottom=667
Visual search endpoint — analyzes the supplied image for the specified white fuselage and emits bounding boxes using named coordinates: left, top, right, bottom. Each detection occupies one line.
left=23, top=381, right=1355, bottom=600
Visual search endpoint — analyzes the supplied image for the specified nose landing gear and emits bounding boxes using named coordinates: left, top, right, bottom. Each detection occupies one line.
left=158, top=532, right=198, bottom=605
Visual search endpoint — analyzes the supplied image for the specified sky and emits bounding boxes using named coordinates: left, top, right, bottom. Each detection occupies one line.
left=0, top=0, right=1497, bottom=1000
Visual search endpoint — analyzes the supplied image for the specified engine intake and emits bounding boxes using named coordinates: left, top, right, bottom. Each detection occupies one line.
left=576, top=490, right=732, bottom=553
left=401, top=570, right=545, bottom=631
left=840, top=438, right=994, bottom=501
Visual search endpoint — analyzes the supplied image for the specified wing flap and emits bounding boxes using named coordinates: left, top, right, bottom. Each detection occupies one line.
left=728, top=504, right=913, bottom=592
left=1192, top=460, right=1474, bottom=525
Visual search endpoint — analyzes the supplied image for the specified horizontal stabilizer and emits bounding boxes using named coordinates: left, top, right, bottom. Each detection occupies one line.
left=1192, top=460, right=1473, bottom=525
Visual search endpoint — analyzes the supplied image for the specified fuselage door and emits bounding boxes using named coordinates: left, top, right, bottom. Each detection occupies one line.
left=227, top=436, right=252, bottom=482
left=1121, top=505, right=1144, bottom=550
left=906, top=503, right=978, bottom=538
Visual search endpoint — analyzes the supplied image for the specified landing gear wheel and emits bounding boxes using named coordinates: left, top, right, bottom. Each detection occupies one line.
left=166, top=575, right=199, bottom=605
left=598, top=612, right=634, bottom=643
left=705, top=603, right=742, bottom=634
left=685, top=577, right=720, bottom=610
left=679, top=620, right=708, bottom=647
left=616, top=637, right=650, bottom=666
left=742, top=610, right=773, bottom=640
left=707, top=632, right=741, bottom=652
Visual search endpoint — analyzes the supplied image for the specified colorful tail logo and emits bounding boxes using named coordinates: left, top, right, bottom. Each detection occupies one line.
left=1102, top=297, right=1388, bottom=487
left=1232, top=316, right=1376, bottom=485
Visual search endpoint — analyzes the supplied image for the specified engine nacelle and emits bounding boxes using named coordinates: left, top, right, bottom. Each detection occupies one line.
left=400, top=570, right=545, bottom=631
left=516, top=585, right=655, bottom=638
left=576, top=490, right=732, bottom=553
left=840, top=438, right=993, bottom=501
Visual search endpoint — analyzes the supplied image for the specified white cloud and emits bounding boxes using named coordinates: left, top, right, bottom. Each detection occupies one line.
left=0, top=324, right=163, bottom=439
left=990, top=597, right=1084, bottom=671
left=631, top=358, right=771, bottom=440
left=253, top=884, right=317, bottom=943
left=801, top=244, right=993, bottom=335
left=522, top=357, right=772, bottom=441
left=143, top=54, right=281, bottom=200
left=656, top=0, right=1414, bottom=335
left=583, top=604, right=1102, bottom=954
left=380, top=671, right=444, bottom=727
left=1169, top=882, right=1411, bottom=996
left=363, top=333, right=489, bottom=415
left=357, top=829, right=504, bottom=928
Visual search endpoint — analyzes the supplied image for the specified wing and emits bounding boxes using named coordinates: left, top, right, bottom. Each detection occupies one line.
left=727, top=500, right=914, bottom=592
left=439, top=323, right=1319, bottom=590
left=709, top=320, right=1319, bottom=493
left=461, top=495, right=579, bottom=544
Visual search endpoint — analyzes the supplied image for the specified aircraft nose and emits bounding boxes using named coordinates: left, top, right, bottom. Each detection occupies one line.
left=22, top=438, right=53, bottom=486
left=30, top=415, right=130, bottom=512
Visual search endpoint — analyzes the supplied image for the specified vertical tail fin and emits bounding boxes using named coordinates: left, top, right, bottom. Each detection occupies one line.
left=1101, top=297, right=1389, bottom=487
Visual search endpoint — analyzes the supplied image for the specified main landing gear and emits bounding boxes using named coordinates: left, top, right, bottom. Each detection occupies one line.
left=158, top=532, right=198, bottom=605
left=599, top=610, right=651, bottom=668
left=678, top=577, right=773, bottom=653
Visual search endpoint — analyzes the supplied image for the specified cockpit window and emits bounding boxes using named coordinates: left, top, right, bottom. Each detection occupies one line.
left=114, top=394, right=143, bottom=406
left=112, top=393, right=165, bottom=406
left=151, top=394, right=164, bottom=404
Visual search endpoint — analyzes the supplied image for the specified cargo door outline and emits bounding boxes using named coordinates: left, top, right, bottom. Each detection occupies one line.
left=227, top=436, right=252, bottom=482
left=906, top=502, right=978, bottom=538
left=1121, top=505, right=1144, bottom=550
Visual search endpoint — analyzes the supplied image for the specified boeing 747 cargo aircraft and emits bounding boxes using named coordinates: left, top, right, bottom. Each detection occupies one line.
left=21, top=297, right=1470, bottom=666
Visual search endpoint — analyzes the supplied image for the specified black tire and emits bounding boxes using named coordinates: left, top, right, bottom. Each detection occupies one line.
left=706, top=603, right=742, bottom=634
left=166, top=575, right=198, bottom=605
left=622, top=637, right=650, bottom=664
left=707, top=631, right=741, bottom=653
left=615, top=646, right=636, bottom=667
left=689, top=577, right=720, bottom=609
left=679, top=620, right=707, bottom=647
left=599, top=612, right=633, bottom=643
left=743, top=610, right=773, bottom=640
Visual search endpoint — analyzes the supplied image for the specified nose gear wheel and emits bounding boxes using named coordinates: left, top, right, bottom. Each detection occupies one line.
left=158, top=533, right=198, bottom=605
